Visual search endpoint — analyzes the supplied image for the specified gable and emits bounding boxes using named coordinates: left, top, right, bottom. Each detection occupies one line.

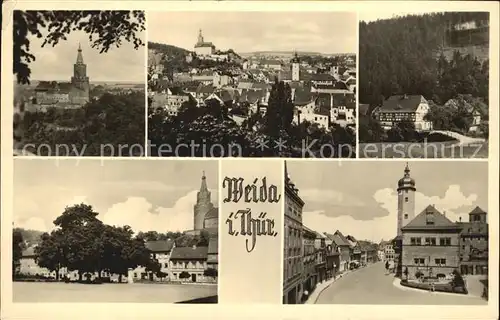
left=402, top=205, right=460, bottom=230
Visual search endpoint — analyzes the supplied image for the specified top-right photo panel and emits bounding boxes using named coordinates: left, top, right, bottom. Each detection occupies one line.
left=358, top=11, right=490, bottom=159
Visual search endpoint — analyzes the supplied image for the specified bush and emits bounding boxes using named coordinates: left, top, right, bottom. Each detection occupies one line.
left=179, top=271, right=190, bottom=279
left=415, top=271, right=424, bottom=279
left=400, top=280, right=468, bottom=294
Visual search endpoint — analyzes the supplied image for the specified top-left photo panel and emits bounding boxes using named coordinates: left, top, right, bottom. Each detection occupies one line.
left=13, top=10, right=146, bottom=157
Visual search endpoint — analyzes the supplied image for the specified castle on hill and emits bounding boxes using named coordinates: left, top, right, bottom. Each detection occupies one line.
left=33, top=43, right=90, bottom=107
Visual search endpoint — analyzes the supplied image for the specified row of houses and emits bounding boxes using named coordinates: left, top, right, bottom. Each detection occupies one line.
left=150, top=81, right=356, bottom=130
left=283, top=162, right=378, bottom=304
left=19, top=237, right=218, bottom=284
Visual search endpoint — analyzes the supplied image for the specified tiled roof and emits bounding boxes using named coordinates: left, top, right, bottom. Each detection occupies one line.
left=145, top=239, right=175, bottom=252
left=195, top=42, right=214, bottom=48
left=380, top=95, right=427, bottom=113
left=402, top=205, right=461, bottom=230
left=334, top=230, right=351, bottom=246
left=312, top=73, right=335, bottom=81
left=170, top=246, right=208, bottom=260
left=238, top=81, right=254, bottom=90
left=469, top=206, right=486, bottom=215
left=169, top=87, right=186, bottom=95
left=196, top=85, right=215, bottom=95
left=205, top=207, right=219, bottom=219
left=240, top=89, right=266, bottom=104
left=294, top=87, right=314, bottom=106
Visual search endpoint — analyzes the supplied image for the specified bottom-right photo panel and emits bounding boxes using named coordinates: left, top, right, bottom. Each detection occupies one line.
left=283, top=160, right=489, bottom=305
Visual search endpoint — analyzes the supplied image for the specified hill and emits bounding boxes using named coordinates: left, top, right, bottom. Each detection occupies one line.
left=14, top=228, right=44, bottom=247
left=359, top=12, right=489, bottom=106
left=148, top=42, right=190, bottom=57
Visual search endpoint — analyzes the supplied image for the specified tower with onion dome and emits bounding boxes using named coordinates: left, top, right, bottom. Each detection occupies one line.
left=397, top=162, right=416, bottom=236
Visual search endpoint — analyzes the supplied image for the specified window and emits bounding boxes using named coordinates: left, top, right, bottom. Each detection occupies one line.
left=435, top=258, right=446, bottom=266
left=414, top=258, right=425, bottom=266
left=425, top=237, right=436, bottom=246
left=410, top=237, right=422, bottom=245
left=405, top=197, right=409, bottom=202
left=439, top=237, right=451, bottom=246
left=426, top=211, right=435, bottom=225
left=404, top=214, right=408, bottom=219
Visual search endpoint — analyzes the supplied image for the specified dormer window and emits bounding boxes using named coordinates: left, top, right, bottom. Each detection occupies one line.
left=426, top=211, right=435, bottom=225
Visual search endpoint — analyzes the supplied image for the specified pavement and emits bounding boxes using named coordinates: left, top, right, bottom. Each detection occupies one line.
left=314, top=262, right=487, bottom=305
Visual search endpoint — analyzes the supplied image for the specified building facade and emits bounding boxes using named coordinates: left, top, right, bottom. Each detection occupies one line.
left=401, top=205, right=462, bottom=280
left=375, top=95, right=432, bottom=130
left=283, top=162, right=305, bottom=304
left=194, top=29, right=215, bottom=56
left=193, top=171, right=215, bottom=231
left=302, top=226, right=317, bottom=298
left=458, top=206, right=488, bottom=275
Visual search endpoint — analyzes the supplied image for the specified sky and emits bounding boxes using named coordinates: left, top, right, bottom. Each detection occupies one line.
left=14, top=159, right=218, bottom=233
left=287, top=161, right=489, bottom=243
left=148, top=12, right=357, bottom=54
left=27, top=28, right=145, bottom=83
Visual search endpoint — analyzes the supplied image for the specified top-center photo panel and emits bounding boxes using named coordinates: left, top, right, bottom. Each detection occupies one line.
left=147, top=11, right=357, bottom=158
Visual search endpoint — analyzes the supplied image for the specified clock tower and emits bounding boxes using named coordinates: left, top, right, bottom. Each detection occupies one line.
left=397, top=163, right=416, bottom=236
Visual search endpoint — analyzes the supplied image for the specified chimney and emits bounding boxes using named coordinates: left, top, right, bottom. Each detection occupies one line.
left=459, top=217, right=462, bottom=222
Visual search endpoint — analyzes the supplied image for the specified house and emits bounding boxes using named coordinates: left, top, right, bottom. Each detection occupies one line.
left=283, top=162, right=305, bottom=304
left=313, top=231, right=328, bottom=284
left=213, top=71, right=233, bottom=88
left=315, top=93, right=355, bottom=127
left=207, top=236, right=219, bottom=271
left=311, top=81, right=351, bottom=95
left=192, top=70, right=214, bottom=85
left=444, top=97, right=488, bottom=132
left=169, top=246, right=212, bottom=283
left=346, top=235, right=362, bottom=264
left=302, top=225, right=318, bottom=297
left=457, top=206, right=488, bottom=275
left=375, top=94, right=432, bottom=130
left=401, top=205, right=462, bottom=280
left=130, top=239, right=176, bottom=281
left=260, top=59, right=283, bottom=71
left=330, top=230, right=351, bottom=272
left=150, top=88, right=191, bottom=117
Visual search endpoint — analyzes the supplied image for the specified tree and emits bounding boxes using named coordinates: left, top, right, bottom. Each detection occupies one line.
left=12, top=230, right=25, bottom=278
left=264, top=79, right=294, bottom=137
left=35, top=229, right=65, bottom=280
left=179, top=271, right=191, bottom=280
left=14, top=10, right=145, bottom=84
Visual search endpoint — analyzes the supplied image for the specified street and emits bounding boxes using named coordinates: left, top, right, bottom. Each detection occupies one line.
left=315, top=262, right=487, bottom=305
left=13, top=282, right=217, bottom=303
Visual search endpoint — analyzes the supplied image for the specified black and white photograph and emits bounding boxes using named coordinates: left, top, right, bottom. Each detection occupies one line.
left=13, top=11, right=146, bottom=157
left=283, top=160, right=488, bottom=304
left=147, top=12, right=357, bottom=158
left=358, top=11, right=490, bottom=158
left=12, top=159, right=218, bottom=303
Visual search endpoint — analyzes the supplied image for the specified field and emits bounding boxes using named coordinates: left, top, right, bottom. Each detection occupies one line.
left=358, top=142, right=489, bottom=158
left=13, top=282, right=217, bottom=303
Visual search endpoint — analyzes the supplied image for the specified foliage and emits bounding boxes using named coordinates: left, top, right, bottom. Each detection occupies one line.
left=14, top=10, right=145, bottom=84
left=13, top=228, right=44, bottom=247
left=24, top=91, right=145, bottom=156
left=415, top=271, right=424, bottom=279
left=179, top=271, right=191, bottom=279
left=12, top=230, right=25, bottom=277
left=451, top=269, right=465, bottom=289
left=32, top=203, right=156, bottom=281
left=359, top=12, right=489, bottom=106
left=358, top=115, right=387, bottom=143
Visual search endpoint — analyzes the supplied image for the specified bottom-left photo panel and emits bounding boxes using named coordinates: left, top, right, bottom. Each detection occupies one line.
left=12, top=158, right=219, bottom=303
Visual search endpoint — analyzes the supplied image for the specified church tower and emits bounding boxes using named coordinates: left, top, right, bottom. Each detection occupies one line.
left=397, top=163, right=416, bottom=236
left=193, top=171, right=214, bottom=230
left=291, top=52, right=300, bottom=81
left=70, top=43, right=90, bottom=104
left=197, top=29, right=204, bottom=45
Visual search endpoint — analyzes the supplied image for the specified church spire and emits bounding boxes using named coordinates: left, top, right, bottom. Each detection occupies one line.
left=199, top=171, right=208, bottom=192
left=197, top=29, right=204, bottom=44
left=76, top=43, right=84, bottom=64
left=404, top=162, right=410, bottom=177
